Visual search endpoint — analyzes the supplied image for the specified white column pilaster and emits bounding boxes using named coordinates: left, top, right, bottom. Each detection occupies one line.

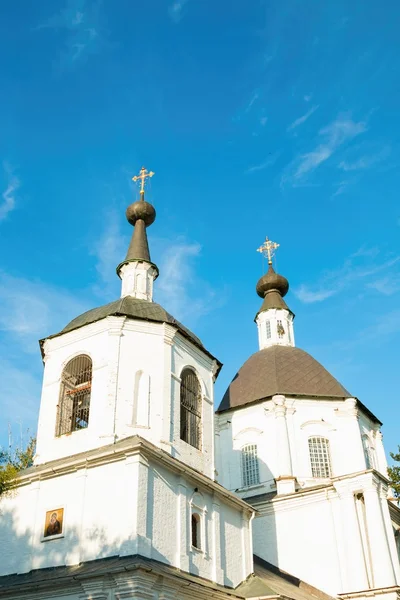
left=273, top=394, right=296, bottom=494
left=334, top=485, right=370, bottom=592
left=363, top=482, right=397, bottom=588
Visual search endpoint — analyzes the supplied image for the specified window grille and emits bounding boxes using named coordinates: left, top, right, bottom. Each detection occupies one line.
left=191, top=513, right=201, bottom=549
left=180, top=369, right=202, bottom=450
left=56, top=355, right=92, bottom=436
left=308, top=437, right=332, bottom=478
left=266, top=320, right=271, bottom=339
left=241, top=444, right=260, bottom=487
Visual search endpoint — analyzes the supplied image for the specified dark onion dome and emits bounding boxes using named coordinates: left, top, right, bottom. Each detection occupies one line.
left=126, top=200, right=156, bottom=227
left=256, top=264, right=289, bottom=298
left=117, top=187, right=158, bottom=276
left=40, top=296, right=221, bottom=374
left=217, top=345, right=351, bottom=413
left=255, top=264, right=293, bottom=317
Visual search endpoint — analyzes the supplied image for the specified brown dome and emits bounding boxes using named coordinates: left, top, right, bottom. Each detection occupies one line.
left=217, top=345, right=350, bottom=413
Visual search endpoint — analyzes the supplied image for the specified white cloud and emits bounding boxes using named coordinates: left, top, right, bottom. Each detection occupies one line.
left=287, top=105, right=319, bottom=131
left=155, top=240, right=223, bottom=324
left=245, top=152, right=281, bottom=174
left=338, top=145, right=391, bottom=171
left=0, top=272, right=89, bottom=349
left=286, top=114, right=367, bottom=183
left=169, top=0, right=189, bottom=23
left=36, top=0, right=102, bottom=65
left=304, top=94, right=313, bottom=102
left=295, top=249, right=400, bottom=304
left=0, top=163, right=20, bottom=222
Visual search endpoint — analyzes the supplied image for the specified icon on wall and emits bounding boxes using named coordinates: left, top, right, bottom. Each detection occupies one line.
left=43, top=508, right=64, bottom=538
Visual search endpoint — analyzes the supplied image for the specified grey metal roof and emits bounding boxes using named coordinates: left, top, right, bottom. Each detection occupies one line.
left=42, top=296, right=220, bottom=367
left=242, top=556, right=335, bottom=600
left=0, top=554, right=334, bottom=599
left=217, top=345, right=351, bottom=413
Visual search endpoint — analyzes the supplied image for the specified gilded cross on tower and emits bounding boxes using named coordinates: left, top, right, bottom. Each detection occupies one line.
left=257, top=236, right=280, bottom=265
left=132, top=166, right=155, bottom=195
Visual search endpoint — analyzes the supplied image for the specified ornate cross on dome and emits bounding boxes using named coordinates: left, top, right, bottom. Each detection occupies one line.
left=132, top=166, right=155, bottom=195
left=257, top=237, right=280, bottom=265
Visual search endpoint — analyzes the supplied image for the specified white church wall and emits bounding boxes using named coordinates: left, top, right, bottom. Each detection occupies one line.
left=216, top=403, right=278, bottom=496
left=170, top=334, right=216, bottom=480
left=35, top=319, right=116, bottom=465
left=36, top=317, right=217, bottom=480
left=217, top=396, right=383, bottom=497
left=252, top=490, right=342, bottom=596
left=0, top=442, right=253, bottom=589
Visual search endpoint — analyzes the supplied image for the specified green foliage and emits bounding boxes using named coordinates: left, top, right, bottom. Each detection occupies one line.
left=388, top=446, right=400, bottom=499
left=0, top=437, right=36, bottom=498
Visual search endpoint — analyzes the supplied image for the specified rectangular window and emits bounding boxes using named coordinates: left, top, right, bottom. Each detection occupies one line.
left=266, top=321, right=271, bottom=339
left=308, top=437, right=332, bottom=478
left=277, top=319, right=284, bottom=339
left=241, top=444, right=260, bottom=487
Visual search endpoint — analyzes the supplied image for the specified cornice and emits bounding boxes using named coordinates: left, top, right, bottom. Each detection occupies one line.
left=15, top=435, right=253, bottom=515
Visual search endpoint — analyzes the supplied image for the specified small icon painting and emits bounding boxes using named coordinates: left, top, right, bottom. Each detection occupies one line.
left=43, top=508, right=64, bottom=538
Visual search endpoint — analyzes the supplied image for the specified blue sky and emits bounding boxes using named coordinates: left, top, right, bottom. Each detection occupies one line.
left=0, top=0, right=399, bottom=458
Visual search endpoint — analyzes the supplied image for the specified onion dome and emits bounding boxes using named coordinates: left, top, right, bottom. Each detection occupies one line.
left=256, top=264, right=292, bottom=317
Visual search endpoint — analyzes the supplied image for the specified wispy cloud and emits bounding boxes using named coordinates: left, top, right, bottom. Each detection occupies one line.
left=287, top=105, right=319, bottom=131
left=304, top=94, right=313, bottom=102
left=91, top=209, right=128, bottom=299
left=0, top=163, right=20, bottom=222
left=0, top=272, right=89, bottom=348
left=338, top=145, right=391, bottom=171
left=260, top=116, right=268, bottom=126
left=155, top=239, right=224, bottom=324
left=282, top=114, right=367, bottom=187
left=295, top=247, right=400, bottom=304
left=169, top=0, right=189, bottom=23
left=245, top=90, right=259, bottom=114
left=332, top=180, right=351, bottom=198
left=36, top=0, right=102, bottom=65
left=245, top=152, right=281, bottom=174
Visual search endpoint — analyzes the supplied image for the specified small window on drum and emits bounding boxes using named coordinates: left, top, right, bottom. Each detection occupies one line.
left=56, top=355, right=92, bottom=436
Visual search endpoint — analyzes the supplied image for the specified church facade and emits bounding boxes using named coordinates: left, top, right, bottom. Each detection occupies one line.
left=0, top=169, right=399, bottom=600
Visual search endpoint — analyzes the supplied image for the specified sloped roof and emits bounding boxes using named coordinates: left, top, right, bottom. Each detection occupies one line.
left=218, top=345, right=351, bottom=413
left=42, top=296, right=220, bottom=368
left=235, top=555, right=335, bottom=600
left=0, top=554, right=334, bottom=600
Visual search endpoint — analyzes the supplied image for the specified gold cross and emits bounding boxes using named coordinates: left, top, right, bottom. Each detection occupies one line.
left=132, top=166, right=155, bottom=195
left=257, top=236, right=280, bottom=264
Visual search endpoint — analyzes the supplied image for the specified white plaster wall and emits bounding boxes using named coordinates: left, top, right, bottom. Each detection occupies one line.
left=36, top=318, right=217, bottom=479
left=216, top=396, right=382, bottom=494
left=0, top=448, right=252, bottom=589
left=253, top=491, right=342, bottom=595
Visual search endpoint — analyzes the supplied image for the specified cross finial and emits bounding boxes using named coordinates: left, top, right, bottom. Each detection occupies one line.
left=132, top=166, right=155, bottom=196
left=257, top=236, right=280, bottom=265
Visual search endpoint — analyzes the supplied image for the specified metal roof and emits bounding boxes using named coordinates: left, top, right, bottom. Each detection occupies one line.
left=217, top=345, right=351, bottom=413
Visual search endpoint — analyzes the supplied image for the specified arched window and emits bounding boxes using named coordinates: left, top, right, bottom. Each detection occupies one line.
left=56, top=355, right=92, bottom=436
left=308, top=436, right=332, bottom=478
left=241, top=444, right=260, bottom=487
left=180, top=368, right=202, bottom=450
left=362, top=435, right=375, bottom=470
left=191, top=513, right=201, bottom=549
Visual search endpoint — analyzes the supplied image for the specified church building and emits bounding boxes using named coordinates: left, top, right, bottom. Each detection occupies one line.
left=0, top=168, right=399, bottom=600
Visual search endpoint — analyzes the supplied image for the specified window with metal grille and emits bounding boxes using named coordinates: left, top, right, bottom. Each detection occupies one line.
left=266, top=320, right=271, bottom=339
left=241, top=444, right=260, bottom=487
left=180, top=369, right=202, bottom=450
left=191, top=513, right=201, bottom=549
left=56, top=355, right=92, bottom=436
left=308, top=437, right=332, bottom=478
